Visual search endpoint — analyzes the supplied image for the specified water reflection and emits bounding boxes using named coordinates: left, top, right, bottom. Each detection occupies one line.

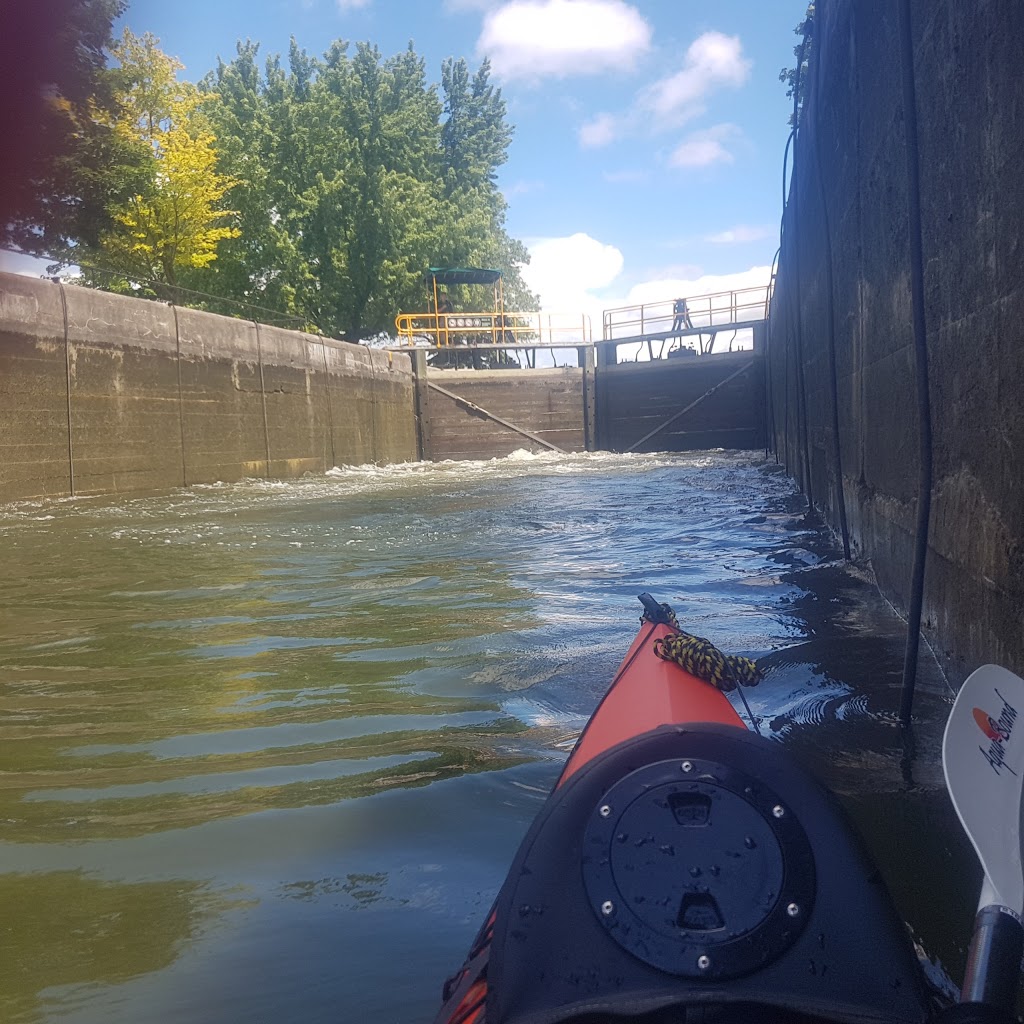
left=0, top=452, right=967, bottom=1022
left=0, top=871, right=213, bottom=1023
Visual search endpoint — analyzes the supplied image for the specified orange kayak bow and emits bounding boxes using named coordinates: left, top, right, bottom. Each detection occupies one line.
left=433, top=595, right=931, bottom=1024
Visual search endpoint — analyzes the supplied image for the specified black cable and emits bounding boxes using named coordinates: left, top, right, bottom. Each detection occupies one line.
left=777, top=132, right=793, bottom=472
left=789, top=30, right=815, bottom=510
left=897, top=0, right=934, bottom=726
left=765, top=245, right=781, bottom=462
left=145, top=279, right=310, bottom=329
left=778, top=132, right=795, bottom=474
left=736, top=684, right=762, bottom=737
left=782, top=234, right=793, bottom=474
left=782, top=129, right=795, bottom=218
left=811, top=0, right=852, bottom=560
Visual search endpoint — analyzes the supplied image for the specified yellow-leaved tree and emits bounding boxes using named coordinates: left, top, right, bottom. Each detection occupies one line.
left=98, top=30, right=239, bottom=287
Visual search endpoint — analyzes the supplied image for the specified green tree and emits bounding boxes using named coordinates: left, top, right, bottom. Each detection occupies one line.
left=187, top=39, right=534, bottom=340
left=436, top=57, right=534, bottom=314
left=90, top=31, right=239, bottom=287
left=779, top=3, right=815, bottom=126
left=185, top=42, right=305, bottom=319
left=440, top=57, right=513, bottom=196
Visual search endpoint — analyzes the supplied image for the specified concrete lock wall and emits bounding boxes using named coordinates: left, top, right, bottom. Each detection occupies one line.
left=419, top=366, right=588, bottom=461
left=0, top=273, right=416, bottom=502
left=767, top=0, right=1024, bottom=682
left=416, top=347, right=765, bottom=462
left=597, top=349, right=764, bottom=454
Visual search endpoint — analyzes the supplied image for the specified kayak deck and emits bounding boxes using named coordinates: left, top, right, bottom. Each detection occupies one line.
left=559, top=619, right=745, bottom=784
left=433, top=602, right=934, bottom=1024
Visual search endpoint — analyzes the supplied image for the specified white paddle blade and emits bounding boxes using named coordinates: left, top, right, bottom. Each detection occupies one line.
left=943, top=665, right=1024, bottom=916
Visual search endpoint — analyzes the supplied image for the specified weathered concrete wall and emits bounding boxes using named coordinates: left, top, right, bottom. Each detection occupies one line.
left=0, top=277, right=72, bottom=498
left=65, top=285, right=184, bottom=494
left=0, top=274, right=416, bottom=502
left=767, top=0, right=1024, bottom=681
left=421, top=367, right=586, bottom=461
left=176, top=308, right=267, bottom=484
left=597, top=349, right=764, bottom=453
left=417, top=349, right=763, bottom=462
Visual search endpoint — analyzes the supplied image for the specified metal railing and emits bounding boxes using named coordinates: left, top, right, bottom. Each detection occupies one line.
left=601, top=286, right=770, bottom=341
left=393, top=310, right=593, bottom=348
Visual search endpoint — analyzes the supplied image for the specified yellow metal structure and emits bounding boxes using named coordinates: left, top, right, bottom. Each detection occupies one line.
left=393, top=310, right=593, bottom=349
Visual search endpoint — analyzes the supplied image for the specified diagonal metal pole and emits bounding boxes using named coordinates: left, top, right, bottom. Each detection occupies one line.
left=426, top=380, right=568, bottom=454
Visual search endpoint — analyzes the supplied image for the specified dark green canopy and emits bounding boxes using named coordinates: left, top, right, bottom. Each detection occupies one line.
left=425, top=267, right=503, bottom=286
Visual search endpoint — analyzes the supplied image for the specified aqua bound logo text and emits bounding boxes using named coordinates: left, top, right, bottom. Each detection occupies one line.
left=974, top=689, right=1019, bottom=775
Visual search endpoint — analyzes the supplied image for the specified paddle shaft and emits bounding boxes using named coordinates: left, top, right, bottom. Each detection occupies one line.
left=962, top=904, right=1024, bottom=1008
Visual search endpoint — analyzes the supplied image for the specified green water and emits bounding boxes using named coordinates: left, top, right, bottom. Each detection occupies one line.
left=0, top=452, right=970, bottom=1022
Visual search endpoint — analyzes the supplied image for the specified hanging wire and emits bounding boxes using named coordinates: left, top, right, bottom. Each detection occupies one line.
left=896, top=0, right=934, bottom=727
left=789, top=27, right=815, bottom=510
left=0, top=245, right=317, bottom=332
left=810, top=0, right=852, bottom=560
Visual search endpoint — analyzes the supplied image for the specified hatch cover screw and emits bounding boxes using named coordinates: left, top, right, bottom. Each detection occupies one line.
left=697, top=955, right=711, bottom=971
left=681, top=761, right=693, bottom=772
left=787, top=903, right=800, bottom=917
left=772, top=805, right=785, bottom=818
left=601, top=900, right=615, bottom=916
left=599, top=804, right=612, bottom=818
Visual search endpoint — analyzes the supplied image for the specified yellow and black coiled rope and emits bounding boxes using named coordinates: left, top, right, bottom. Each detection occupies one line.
left=646, top=600, right=762, bottom=693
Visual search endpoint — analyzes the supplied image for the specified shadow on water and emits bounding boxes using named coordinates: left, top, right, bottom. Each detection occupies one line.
left=0, top=452, right=977, bottom=1021
left=744, top=503, right=974, bottom=997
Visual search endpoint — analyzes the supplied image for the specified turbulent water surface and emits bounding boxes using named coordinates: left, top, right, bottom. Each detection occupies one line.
left=0, top=451, right=972, bottom=1023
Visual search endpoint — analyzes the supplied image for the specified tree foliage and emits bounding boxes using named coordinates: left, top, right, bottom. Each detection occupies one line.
left=0, top=0, right=151, bottom=256
left=187, top=40, right=536, bottom=339
left=779, top=3, right=815, bottom=127
left=6, top=18, right=536, bottom=343
left=91, top=31, right=239, bottom=287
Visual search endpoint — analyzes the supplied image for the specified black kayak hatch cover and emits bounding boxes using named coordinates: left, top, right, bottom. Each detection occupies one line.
left=581, top=755, right=815, bottom=979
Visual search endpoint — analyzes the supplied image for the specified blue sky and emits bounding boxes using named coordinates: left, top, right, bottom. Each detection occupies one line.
left=7, top=0, right=804, bottom=327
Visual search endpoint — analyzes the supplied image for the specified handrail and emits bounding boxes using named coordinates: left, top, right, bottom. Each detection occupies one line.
left=601, top=286, right=770, bottom=341
left=392, top=288, right=769, bottom=354
left=394, top=310, right=592, bottom=348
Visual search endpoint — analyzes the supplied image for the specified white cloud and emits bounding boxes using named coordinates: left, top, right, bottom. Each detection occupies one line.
left=519, top=232, right=770, bottom=358
left=516, top=235, right=771, bottom=358
left=478, top=0, right=652, bottom=82
left=336, top=0, right=370, bottom=9
left=573, top=30, right=750, bottom=150
left=579, top=112, right=619, bottom=148
left=625, top=264, right=772, bottom=307
left=523, top=234, right=770, bottom=307
left=522, top=232, right=624, bottom=316
left=610, top=264, right=772, bottom=353
left=705, top=224, right=773, bottom=245
left=669, top=123, right=741, bottom=169
left=640, top=31, right=751, bottom=125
